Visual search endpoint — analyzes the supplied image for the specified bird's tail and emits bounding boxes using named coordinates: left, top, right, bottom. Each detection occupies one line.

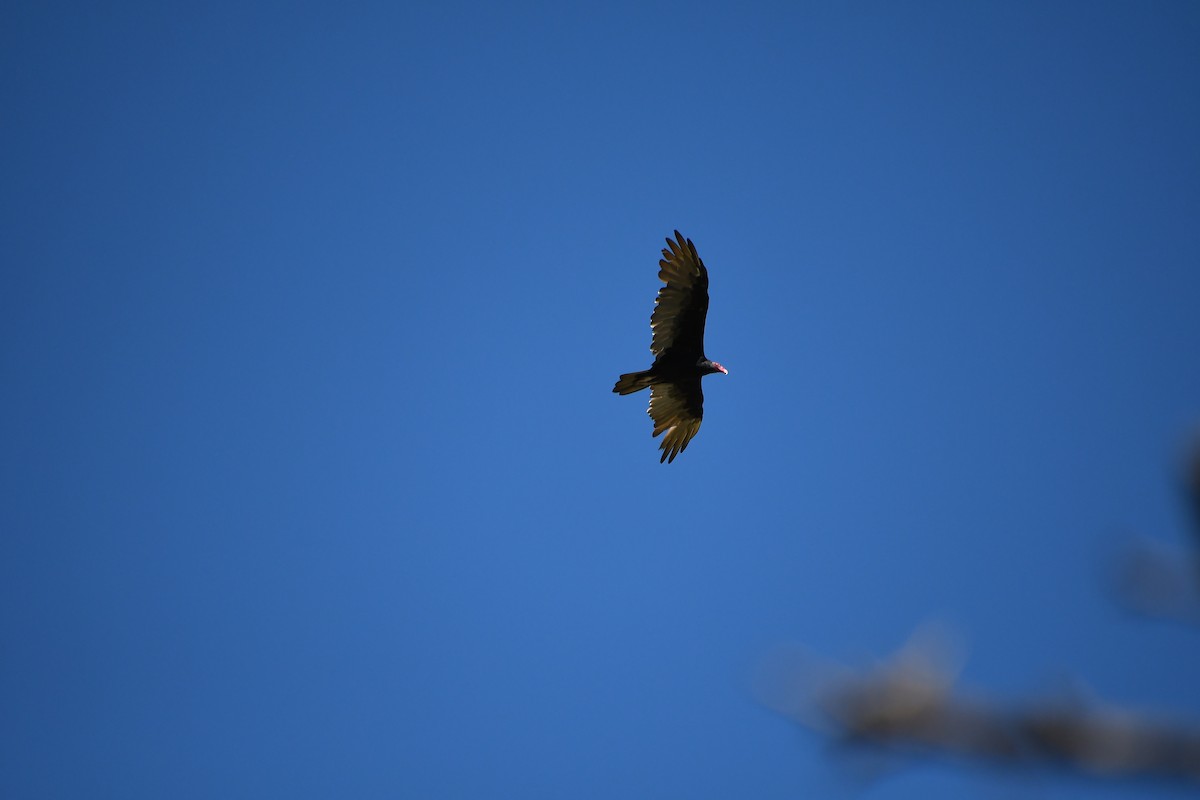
left=613, top=370, right=656, bottom=395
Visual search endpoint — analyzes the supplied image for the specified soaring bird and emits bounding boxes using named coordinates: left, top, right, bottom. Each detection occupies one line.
left=613, top=231, right=727, bottom=463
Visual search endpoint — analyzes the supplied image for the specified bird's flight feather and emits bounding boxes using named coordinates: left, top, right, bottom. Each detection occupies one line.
left=648, top=379, right=704, bottom=463
left=650, top=232, right=710, bottom=360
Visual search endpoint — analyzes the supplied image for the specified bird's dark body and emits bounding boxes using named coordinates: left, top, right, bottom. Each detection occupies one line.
left=613, top=231, right=726, bottom=463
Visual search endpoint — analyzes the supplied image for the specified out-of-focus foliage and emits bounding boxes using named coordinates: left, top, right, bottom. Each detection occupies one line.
left=765, top=438, right=1200, bottom=789
left=761, top=627, right=1200, bottom=786
left=1115, top=439, right=1200, bottom=623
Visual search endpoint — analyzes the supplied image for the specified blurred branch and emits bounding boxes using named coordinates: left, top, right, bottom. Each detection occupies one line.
left=764, top=431, right=1200, bottom=788
left=762, top=630, right=1200, bottom=785
left=1113, top=539, right=1200, bottom=624
left=1185, top=439, right=1200, bottom=553
left=1113, top=439, right=1200, bottom=624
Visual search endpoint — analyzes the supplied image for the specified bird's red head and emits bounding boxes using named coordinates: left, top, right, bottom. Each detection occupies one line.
left=711, top=361, right=728, bottom=375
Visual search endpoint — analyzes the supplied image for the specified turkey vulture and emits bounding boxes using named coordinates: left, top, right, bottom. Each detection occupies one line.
left=613, top=231, right=727, bottom=463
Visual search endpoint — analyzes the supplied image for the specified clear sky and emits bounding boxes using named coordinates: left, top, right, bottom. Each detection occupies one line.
left=3, top=2, right=1200, bottom=798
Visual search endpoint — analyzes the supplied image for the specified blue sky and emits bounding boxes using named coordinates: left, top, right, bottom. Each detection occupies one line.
left=3, top=1, right=1200, bottom=797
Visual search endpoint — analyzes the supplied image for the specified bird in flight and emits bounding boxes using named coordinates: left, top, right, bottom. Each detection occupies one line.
left=613, top=231, right=727, bottom=463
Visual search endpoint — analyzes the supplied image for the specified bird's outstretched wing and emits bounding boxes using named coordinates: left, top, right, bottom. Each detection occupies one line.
left=648, top=378, right=704, bottom=463
left=650, top=230, right=710, bottom=361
